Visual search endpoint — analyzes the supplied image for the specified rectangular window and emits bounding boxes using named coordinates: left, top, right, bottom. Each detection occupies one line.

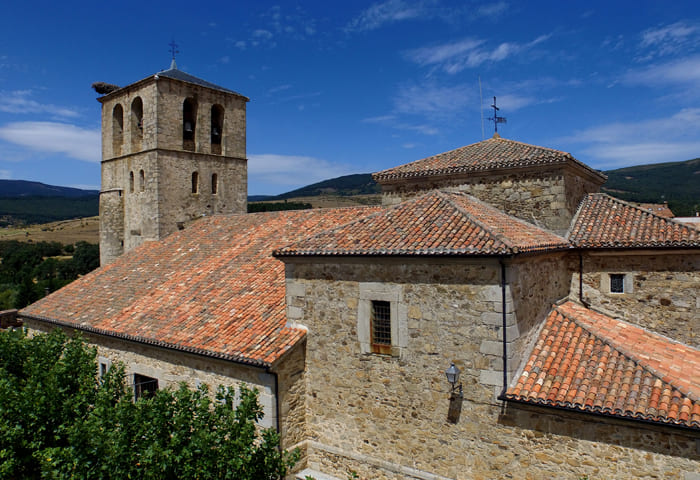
left=371, top=300, right=392, bottom=354
left=99, top=362, right=108, bottom=378
left=610, top=274, right=625, bottom=293
left=133, top=374, right=158, bottom=400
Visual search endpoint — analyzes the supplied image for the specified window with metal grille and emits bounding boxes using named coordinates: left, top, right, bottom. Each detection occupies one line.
left=610, top=274, right=625, bottom=293
left=371, top=300, right=392, bottom=354
left=133, top=374, right=158, bottom=400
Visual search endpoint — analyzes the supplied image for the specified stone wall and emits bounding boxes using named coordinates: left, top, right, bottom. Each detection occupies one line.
left=572, top=251, right=700, bottom=347
left=379, top=164, right=603, bottom=234
left=22, top=319, right=279, bottom=430
left=505, top=253, right=572, bottom=384
left=283, top=257, right=700, bottom=480
left=156, top=151, right=247, bottom=239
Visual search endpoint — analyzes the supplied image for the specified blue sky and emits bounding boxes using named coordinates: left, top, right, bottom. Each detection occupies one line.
left=0, top=1, right=699, bottom=195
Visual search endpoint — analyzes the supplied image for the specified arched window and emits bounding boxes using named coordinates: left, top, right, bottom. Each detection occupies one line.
left=112, top=104, right=123, bottom=156
left=139, top=169, right=145, bottom=192
left=191, top=171, right=199, bottom=194
left=129, top=171, right=134, bottom=193
left=211, top=105, right=224, bottom=155
left=131, top=97, right=143, bottom=150
left=211, top=173, right=218, bottom=194
left=183, top=98, right=197, bottom=151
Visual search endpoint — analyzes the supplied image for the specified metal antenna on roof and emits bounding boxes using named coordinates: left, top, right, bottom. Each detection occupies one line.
left=479, top=76, right=485, bottom=140
left=168, top=40, right=180, bottom=69
left=489, top=96, right=507, bottom=135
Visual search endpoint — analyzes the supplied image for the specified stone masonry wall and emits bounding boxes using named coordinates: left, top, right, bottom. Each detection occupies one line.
left=572, top=251, right=700, bottom=347
left=284, top=258, right=700, bottom=480
left=380, top=166, right=600, bottom=234
left=505, top=253, right=572, bottom=384
left=22, top=319, right=279, bottom=430
left=156, top=151, right=247, bottom=239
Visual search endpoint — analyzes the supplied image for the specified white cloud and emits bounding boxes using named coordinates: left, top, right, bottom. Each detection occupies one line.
left=394, top=81, right=472, bottom=117
left=404, top=34, right=550, bottom=73
left=0, top=169, right=11, bottom=179
left=0, top=122, right=100, bottom=163
left=623, top=56, right=700, bottom=86
left=248, top=153, right=355, bottom=187
left=346, top=0, right=433, bottom=32
left=558, top=108, right=700, bottom=169
left=639, top=22, right=699, bottom=59
left=475, top=2, right=508, bottom=19
left=492, top=94, right=537, bottom=112
left=0, top=90, right=79, bottom=118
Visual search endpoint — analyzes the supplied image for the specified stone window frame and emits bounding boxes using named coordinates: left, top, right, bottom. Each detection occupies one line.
left=97, top=356, right=112, bottom=379
left=358, top=282, right=407, bottom=357
left=602, top=272, right=633, bottom=295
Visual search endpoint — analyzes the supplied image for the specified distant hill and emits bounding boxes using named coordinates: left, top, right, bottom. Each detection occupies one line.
left=4, top=156, right=699, bottom=226
left=249, top=173, right=380, bottom=202
left=0, top=180, right=99, bottom=226
left=0, top=180, right=98, bottom=198
left=601, top=158, right=700, bottom=216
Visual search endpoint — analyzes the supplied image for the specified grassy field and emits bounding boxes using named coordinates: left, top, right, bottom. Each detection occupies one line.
left=0, top=217, right=100, bottom=244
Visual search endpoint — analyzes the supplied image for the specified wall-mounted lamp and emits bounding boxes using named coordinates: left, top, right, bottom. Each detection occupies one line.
left=445, top=362, right=463, bottom=397
left=445, top=362, right=463, bottom=424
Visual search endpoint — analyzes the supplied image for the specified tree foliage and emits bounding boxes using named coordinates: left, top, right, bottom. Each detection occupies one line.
left=0, top=329, right=299, bottom=480
left=0, top=241, right=100, bottom=309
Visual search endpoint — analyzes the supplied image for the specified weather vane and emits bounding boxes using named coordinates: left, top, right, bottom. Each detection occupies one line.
left=489, top=96, right=507, bottom=134
left=169, top=40, right=180, bottom=61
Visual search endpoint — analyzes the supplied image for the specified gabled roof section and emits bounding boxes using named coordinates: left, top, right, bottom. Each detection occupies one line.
left=274, top=191, right=569, bottom=257
left=568, top=193, right=700, bottom=248
left=372, top=135, right=606, bottom=183
left=20, top=207, right=376, bottom=367
left=157, top=66, right=248, bottom=99
left=505, top=301, right=700, bottom=430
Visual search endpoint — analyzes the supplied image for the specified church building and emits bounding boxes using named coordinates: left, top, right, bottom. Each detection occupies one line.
left=18, top=65, right=700, bottom=479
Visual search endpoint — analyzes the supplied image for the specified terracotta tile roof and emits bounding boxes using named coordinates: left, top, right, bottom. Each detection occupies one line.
left=20, top=207, right=376, bottom=367
left=372, top=135, right=606, bottom=183
left=568, top=193, right=700, bottom=248
left=274, top=191, right=570, bottom=257
left=505, top=301, right=700, bottom=430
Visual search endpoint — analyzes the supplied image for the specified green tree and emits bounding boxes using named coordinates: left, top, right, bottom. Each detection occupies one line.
left=0, top=329, right=299, bottom=480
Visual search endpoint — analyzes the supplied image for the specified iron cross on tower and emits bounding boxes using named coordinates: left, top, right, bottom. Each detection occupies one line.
left=169, top=40, right=180, bottom=61
left=489, top=96, right=507, bottom=134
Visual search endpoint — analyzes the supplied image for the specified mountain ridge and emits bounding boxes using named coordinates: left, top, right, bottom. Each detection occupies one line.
left=2, top=157, right=698, bottom=224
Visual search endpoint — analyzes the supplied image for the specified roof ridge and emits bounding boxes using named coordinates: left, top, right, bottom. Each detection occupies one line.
left=557, top=301, right=700, bottom=403
left=272, top=203, right=389, bottom=254
left=437, top=190, right=518, bottom=253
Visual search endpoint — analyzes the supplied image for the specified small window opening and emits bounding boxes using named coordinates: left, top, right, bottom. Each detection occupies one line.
left=610, top=274, right=625, bottom=293
left=139, top=169, right=145, bottom=192
left=99, top=362, right=108, bottom=378
left=183, top=98, right=197, bottom=151
left=129, top=171, right=134, bottom=193
left=211, top=104, right=224, bottom=155
left=371, top=300, right=392, bottom=355
left=130, top=97, right=143, bottom=150
left=133, top=374, right=158, bottom=400
left=112, top=104, right=123, bottom=156
left=211, top=173, right=218, bottom=194
left=191, top=171, right=199, bottom=194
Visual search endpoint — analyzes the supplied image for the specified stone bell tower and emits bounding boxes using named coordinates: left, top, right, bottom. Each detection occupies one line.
left=97, top=60, right=249, bottom=265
